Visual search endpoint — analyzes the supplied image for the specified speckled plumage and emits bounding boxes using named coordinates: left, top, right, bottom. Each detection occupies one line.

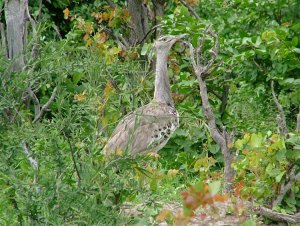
left=103, top=34, right=186, bottom=156
left=103, top=102, right=179, bottom=156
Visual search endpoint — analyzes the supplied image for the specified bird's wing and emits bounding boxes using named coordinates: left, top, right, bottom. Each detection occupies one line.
left=103, top=103, right=178, bottom=156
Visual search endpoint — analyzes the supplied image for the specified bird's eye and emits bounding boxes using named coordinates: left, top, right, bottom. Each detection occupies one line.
left=161, top=37, right=167, bottom=41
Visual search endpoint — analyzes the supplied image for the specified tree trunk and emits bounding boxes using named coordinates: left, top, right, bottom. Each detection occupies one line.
left=5, top=0, right=27, bottom=71
left=0, top=22, right=8, bottom=58
left=197, top=75, right=235, bottom=193
left=127, top=0, right=149, bottom=45
left=152, top=0, right=165, bottom=37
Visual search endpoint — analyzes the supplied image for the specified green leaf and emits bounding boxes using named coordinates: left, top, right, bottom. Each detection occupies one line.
left=291, top=22, right=300, bottom=31
left=291, top=37, right=298, bottom=46
left=209, top=181, right=221, bottom=195
left=141, top=43, right=150, bottom=56
left=276, top=149, right=286, bottom=161
left=73, top=73, right=82, bottom=85
left=209, top=144, right=220, bottom=154
left=242, top=219, right=256, bottom=226
left=275, top=171, right=285, bottom=183
left=294, top=48, right=300, bottom=54
left=249, top=133, right=263, bottom=148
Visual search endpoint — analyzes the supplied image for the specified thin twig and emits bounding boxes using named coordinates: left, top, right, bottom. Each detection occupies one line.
left=64, top=132, right=81, bottom=186
left=21, top=141, right=39, bottom=192
left=138, top=24, right=162, bottom=45
left=178, top=0, right=200, bottom=20
left=271, top=81, right=288, bottom=137
left=32, top=87, right=57, bottom=123
left=27, top=87, right=41, bottom=117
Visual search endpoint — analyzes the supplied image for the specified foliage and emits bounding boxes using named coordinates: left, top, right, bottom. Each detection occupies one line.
left=233, top=132, right=300, bottom=212
left=1, top=0, right=300, bottom=225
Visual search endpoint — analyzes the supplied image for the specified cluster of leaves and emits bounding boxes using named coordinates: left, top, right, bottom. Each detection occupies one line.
left=1, top=0, right=300, bottom=224
left=234, top=132, right=300, bottom=212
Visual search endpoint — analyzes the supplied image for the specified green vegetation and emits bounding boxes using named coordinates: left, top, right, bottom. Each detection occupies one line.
left=0, top=0, right=299, bottom=225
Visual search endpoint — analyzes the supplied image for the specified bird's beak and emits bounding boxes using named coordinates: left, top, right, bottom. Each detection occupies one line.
left=174, top=33, right=188, bottom=41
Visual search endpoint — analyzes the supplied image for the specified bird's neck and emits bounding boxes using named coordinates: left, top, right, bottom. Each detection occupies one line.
left=153, top=49, right=174, bottom=106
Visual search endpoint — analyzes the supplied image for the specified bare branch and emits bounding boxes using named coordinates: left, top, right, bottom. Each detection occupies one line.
left=272, top=165, right=300, bottom=207
left=52, top=24, right=62, bottom=40
left=188, top=29, right=235, bottom=193
left=138, top=24, right=162, bottom=45
left=178, top=0, right=200, bottom=20
left=188, top=42, right=197, bottom=71
left=102, top=27, right=129, bottom=49
left=63, top=132, right=81, bottom=186
left=21, top=141, right=39, bottom=192
left=33, top=87, right=57, bottom=123
left=27, top=87, right=41, bottom=117
left=271, top=81, right=288, bottom=137
left=260, top=206, right=300, bottom=224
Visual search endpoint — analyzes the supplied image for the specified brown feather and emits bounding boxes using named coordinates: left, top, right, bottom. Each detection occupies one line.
left=103, top=102, right=179, bottom=156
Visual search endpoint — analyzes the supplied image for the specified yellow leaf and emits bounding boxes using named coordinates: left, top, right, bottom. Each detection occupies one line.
left=83, top=33, right=90, bottom=41
left=110, top=46, right=121, bottom=55
left=156, top=209, right=171, bottom=222
left=186, top=0, right=198, bottom=6
left=85, top=22, right=93, bottom=34
left=104, top=80, right=113, bottom=98
left=120, top=8, right=130, bottom=21
left=74, top=91, right=87, bottom=101
left=116, top=149, right=123, bottom=156
left=86, top=37, right=93, bottom=47
left=167, top=169, right=179, bottom=177
left=94, top=32, right=107, bottom=44
left=227, top=143, right=233, bottom=149
left=63, top=8, right=70, bottom=19
left=102, top=12, right=110, bottom=21
left=148, top=152, right=160, bottom=159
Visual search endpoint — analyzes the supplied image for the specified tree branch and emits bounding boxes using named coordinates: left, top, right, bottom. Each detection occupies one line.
left=21, top=141, right=39, bottom=192
left=32, top=87, right=57, bottom=123
left=271, top=80, right=288, bottom=137
left=27, top=87, right=41, bottom=117
left=272, top=165, right=300, bottom=207
left=260, top=206, right=300, bottom=224
left=188, top=27, right=235, bottom=193
left=64, top=132, right=81, bottom=186
left=178, top=0, right=201, bottom=20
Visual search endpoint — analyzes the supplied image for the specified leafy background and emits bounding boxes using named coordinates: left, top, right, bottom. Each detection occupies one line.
left=0, top=0, right=299, bottom=225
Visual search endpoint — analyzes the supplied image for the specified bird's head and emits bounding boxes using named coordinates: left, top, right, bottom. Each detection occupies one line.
left=154, top=34, right=188, bottom=51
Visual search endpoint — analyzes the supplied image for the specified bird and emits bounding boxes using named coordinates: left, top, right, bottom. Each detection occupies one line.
left=103, top=34, right=187, bottom=156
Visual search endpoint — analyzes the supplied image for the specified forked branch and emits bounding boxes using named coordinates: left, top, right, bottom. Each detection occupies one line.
left=32, top=87, right=57, bottom=123
left=188, top=27, right=235, bottom=193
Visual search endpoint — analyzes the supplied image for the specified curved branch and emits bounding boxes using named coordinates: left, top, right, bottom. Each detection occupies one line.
left=272, top=165, right=300, bottom=207
left=260, top=206, right=300, bottom=224
left=271, top=80, right=288, bottom=137
left=32, top=87, right=57, bottom=123
left=178, top=0, right=200, bottom=20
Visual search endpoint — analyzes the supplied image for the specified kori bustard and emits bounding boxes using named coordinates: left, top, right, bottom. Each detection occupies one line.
left=103, top=34, right=187, bottom=156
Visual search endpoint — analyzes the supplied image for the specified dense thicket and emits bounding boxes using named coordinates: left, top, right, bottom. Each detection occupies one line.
left=0, top=1, right=299, bottom=225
